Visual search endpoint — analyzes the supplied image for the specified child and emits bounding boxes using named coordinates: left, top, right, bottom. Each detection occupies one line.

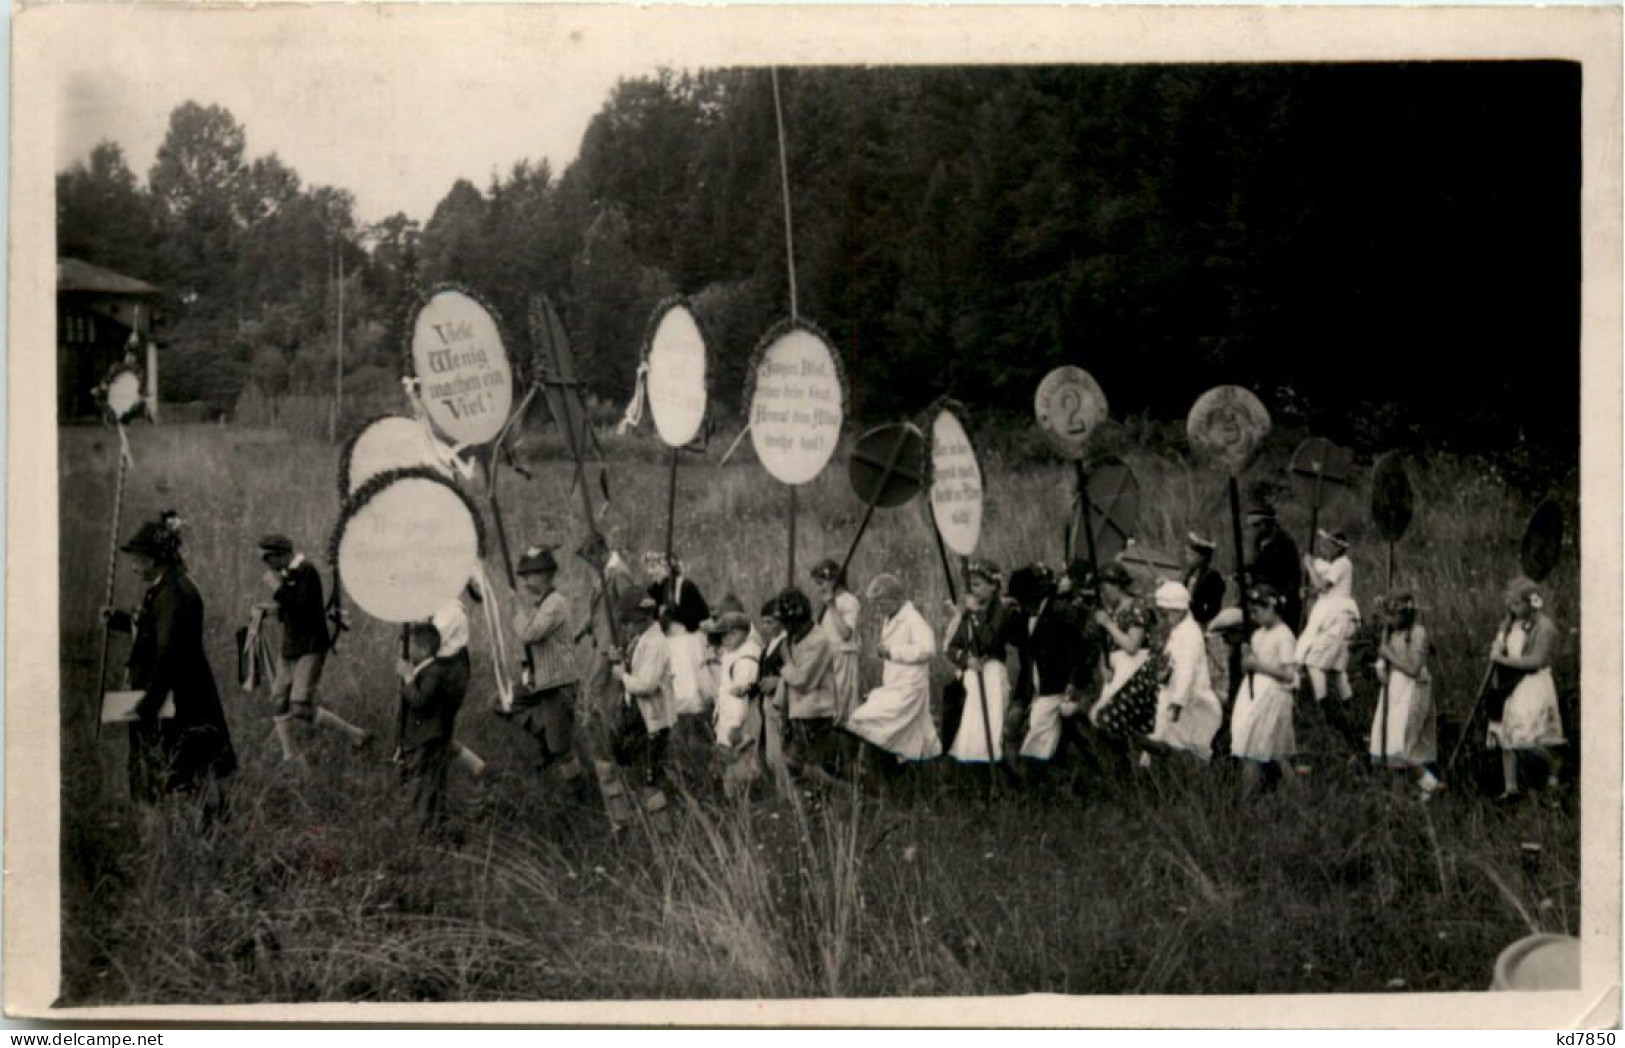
left=811, top=560, right=862, bottom=724
left=845, top=574, right=942, bottom=764
left=257, top=534, right=371, bottom=764
left=1148, top=581, right=1224, bottom=761
left=645, top=552, right=712, bottom=743
left=1370, top=592, right=1442, bottom=796
left=610, top=590, right=675, bottom=814
left=1229, top=584, right=1298, bottom=793
left=1007, top=564, right=1088, bottom=769
left=707, top=610, right=763, bottom=797
left=773, top=587, right=840, bottom=783
left=429, top=584, right=489, bottom=778
left=946, top=560, right=1011, bottom=763
left=1485, top=577, right=1563, bottom=801
left=508, top=546, right=583, bottom=782
left=396, top=622, right=466, bottom=838
left=756, top=596, right=790, bottom=789
left=1296, top=529, right=1361, bottom=709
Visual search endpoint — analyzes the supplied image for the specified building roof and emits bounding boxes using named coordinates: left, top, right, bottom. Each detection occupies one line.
left=58, top=258, right=162, bottom=296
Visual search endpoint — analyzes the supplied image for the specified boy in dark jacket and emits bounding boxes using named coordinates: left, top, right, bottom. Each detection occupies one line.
left=396, top=622, right=467, bottom=837
left=257, top=534, right=371, bottom=765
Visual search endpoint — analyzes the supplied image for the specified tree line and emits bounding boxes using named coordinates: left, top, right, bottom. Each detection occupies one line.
left=58, top=63, right=1579, bottom=472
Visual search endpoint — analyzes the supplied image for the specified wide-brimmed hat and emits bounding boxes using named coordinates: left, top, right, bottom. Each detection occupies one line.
left=1316, top=528, right=1351, bottom=549
left=810, top=558, right=844, bottom=584
left=123, top=520, right=177, bottom=561
left=516, top=545, right=559, bottom=575
left=1503, top=575, right=1543, bottom=608
left=775, top=587, right=813, bottom=626
left=702, top=610, right=752, bottom=635
left=967, top=559, right=1003, bottom=585
left=257, top=533, right=294, bottom=556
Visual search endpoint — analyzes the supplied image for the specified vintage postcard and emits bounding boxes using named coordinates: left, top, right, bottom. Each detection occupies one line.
left=6, top=2, right=1621, bottom=1027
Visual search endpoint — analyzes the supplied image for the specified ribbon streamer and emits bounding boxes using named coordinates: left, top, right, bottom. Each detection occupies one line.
left=615, top=361, right=650, bottom=435
left=473, top=563, right=514, bottom=712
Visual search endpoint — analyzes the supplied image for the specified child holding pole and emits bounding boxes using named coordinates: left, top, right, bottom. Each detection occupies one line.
left=610, top=590, right=675, bottom=814
left=395, top=621, right=466, bottom=838
left=1229, top=584, right=1298, bottom=793
left=1369, top=592, right=1442, bottom=796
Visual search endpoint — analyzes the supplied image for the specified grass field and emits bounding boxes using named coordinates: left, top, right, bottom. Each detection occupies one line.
left=58, top=420, right=1581, bottom=1003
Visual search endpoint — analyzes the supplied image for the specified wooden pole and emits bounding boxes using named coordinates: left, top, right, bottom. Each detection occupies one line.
left=961, top=554, right=997, bottom=787
left=838, top=433, right=909, bottom=581
left=1077, top=460, right=1100, bottom=578
left=93, top=437, right=131, bottom=740
left=1226, top=475, right=1255, bottom=695
left=487, top=448, right=517, bottom=589
left=925, top=501, right=958, bottom=606
left=664, top=445, right=680, bottom=563
left=787, top=486, right=798, bottom=589
left=1379, top=540, right=1393, bottom=768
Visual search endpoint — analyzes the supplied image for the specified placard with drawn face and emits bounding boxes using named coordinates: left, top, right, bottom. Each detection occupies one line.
left=409, top=287, right=514, bottom=448
left=1186, top=385, right=1271, bottom=472
left=646, top=302, right=708, bottom=448
left=747, top=323, right=844, bottom=486
left=332, top=468, right=485, bottom=623
left=929, top=407, right=983, bottom=557
left=1034, top=366, right=1109, bottom=460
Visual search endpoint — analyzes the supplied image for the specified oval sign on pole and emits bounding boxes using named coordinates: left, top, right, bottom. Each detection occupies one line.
left=929, top=406, right=983, bottom=558
left=645, top=301, right=708, bottom=448
left=1034, top=366, right=1109, bottom=460
left=1521, top=498, right=1564, bottom=583
left=105, top=369, right=144, bottom=421
left=747, top=322, right=844, bottom=486
left=338, top=415, right=453, bottom=498
left=1289, top=437, right=1355, bottom=507
left=409, top=286, right=514, bottom=448
left=848, top=423, right=927, bottom=509
left=1370, top=451, right=1415, bottom=542
left=1186, top=385, right=1271, bottom=473
left=331, top=468, right=485, bottom=624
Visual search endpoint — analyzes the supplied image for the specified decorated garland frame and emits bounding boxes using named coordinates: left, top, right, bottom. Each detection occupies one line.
left=636, top=294, right=716, bottom=447
left=327, top=465, right=489, bottom=572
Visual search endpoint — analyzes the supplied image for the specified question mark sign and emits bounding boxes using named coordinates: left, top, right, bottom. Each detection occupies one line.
left=1060, top=388, right=1086, bottom=436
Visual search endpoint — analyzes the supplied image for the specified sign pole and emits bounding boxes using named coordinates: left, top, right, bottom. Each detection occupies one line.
left=1077, top=460, right=1101, bottom=579
left=664, top=445, right=680, bottom=564
left=1379, top=541, right=1395, bottom=768
left=926, top=500, right=958, bottom=606
left=93, top=437, right=130, bottom=741
left=838, top=435, right=908, bottom=580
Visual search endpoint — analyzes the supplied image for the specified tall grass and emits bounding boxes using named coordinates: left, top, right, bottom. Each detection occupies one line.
left=58, top=422, right=1579, bottom=1003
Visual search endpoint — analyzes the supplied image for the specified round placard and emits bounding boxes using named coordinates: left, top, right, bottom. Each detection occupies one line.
left=646, top=301, right=708, bottom=448
left=408, top=287, right=514, bottom=448
left=1186, top=386, right=1271, bottom=472
left=1520, top=498, right=1564, bottom=583
left=929, top=406, right=983, bottom=557
left=1289, top=436, right=1354, bottom=508
left=338, top=415, right=453, bottom=498
left=747, top=323, right=844, bottom=486
left=331, top=468, right=485, bottom=624
left=1034, top=366, right=1109, bottom=460
left=847, top=423, right=926, bottom=509
left=1370, top=451, right=1415, bottom=543
left=106, top=369, right=144, bottom=420
left=1079, top=458, right=1141, bottom=565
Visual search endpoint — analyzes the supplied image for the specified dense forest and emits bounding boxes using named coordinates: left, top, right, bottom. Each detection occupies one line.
left=58, top=62, right=1580, bottom=469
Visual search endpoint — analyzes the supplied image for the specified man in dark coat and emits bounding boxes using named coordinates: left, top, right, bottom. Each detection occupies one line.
left=1004, top=564, right=1095, bottom=781
left=106, top=515, right=236, bottom=820
left=1181, top=532, right=1229, bottom=629
left=396, top=622, right=467, bottom=837
left=258, top=534, right=370, bottom=764
left=1245, top=507, right=1303, bottom=631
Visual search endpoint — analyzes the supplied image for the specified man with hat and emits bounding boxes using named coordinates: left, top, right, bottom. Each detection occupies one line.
left=1181, top=532, right=1228, bottom=629
left=609, top=587, right=675, bottom=814
left=258, top=533, right=371, bottom=764
left=508, top=545, right=584, bottom=782
left=1244, top=504, right=1302, bottom=631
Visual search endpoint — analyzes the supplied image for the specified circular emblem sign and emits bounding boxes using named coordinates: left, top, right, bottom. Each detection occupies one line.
left=333, top=469, right=484, bottom=623
left=748, top=325, right=843, bottom=486
left=1034, top=366, right=1109, bottom=460
left=646, top=303, right=708, bottom=448
left=1186, top=385, right=1271, bottom=472
left=410, top=288, right=514, bottom=448
left=847, top=423, right=926, bottom=509
left=106, top=369, right=144, bottom=420
left=929, top=408, right=984, bottom=558
left=1370, top=450, right=1415, bottom=543
left=338, top=415, right=453, bottom=498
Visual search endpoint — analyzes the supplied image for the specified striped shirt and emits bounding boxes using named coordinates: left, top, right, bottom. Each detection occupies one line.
left=513, top=589, right=578, bottom=693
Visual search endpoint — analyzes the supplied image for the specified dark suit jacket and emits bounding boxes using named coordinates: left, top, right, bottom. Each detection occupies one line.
left=649, top=576, right=710, bottom=634
left=1184, top=565, right=1227, bottom=628
left=273, top=559, right=331, bottom=659
left=399, top=655, right=468, bottom=751
left=1006, top=600, right=1096, bottom=705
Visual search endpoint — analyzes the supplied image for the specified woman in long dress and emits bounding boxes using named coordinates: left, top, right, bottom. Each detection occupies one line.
left=946, top=560, right=1010, bottom=763
left=1485, top=576, right=1564, bottom=800
left=1147, top=581, right=1224, bottom=761
left=1229, top=584, right=1298, bottom=793
left=811, top=559, right=862, bottom=724
left=845, top=574, right=942, bottom=763
left=1369, top=592, right=1442, bottom=795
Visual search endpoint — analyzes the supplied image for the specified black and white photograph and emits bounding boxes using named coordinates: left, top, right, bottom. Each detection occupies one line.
left=6, top=3, right=1620, bottom=1026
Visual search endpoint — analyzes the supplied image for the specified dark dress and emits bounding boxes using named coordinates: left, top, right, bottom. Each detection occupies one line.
left=649, top=576, right=710, bottom=635
left=943, top=598, right=1012, bottom=748
left=111, top=568, right=237, bottom=803
left=1183, top=564, right=1227, bottom=629
left=1250, top=531, right=1303, bottom=630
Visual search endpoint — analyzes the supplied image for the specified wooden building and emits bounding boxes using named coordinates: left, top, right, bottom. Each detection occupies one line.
left=57, top=258, right=163, bottom=422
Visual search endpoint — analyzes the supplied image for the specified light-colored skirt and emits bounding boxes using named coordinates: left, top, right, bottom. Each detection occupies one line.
left=1488, top=669, right=1565, bottom=750
left=667, top=626, right=708, bottom=716
left=847, top=680, right=942, bottom=761
left=1231, top=677, right=1296, bottom=762
left=1296, top=598, right=1359, bottom=672
left=1150, top=689, right=1223, bottom=761
left=1370, top=670, right=1436, bottom=765
left=949, top=660, right=1008, bottom=762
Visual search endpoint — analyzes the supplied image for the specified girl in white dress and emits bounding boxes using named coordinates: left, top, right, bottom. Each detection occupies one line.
left=945, top=560, right=1010, bottom=763
left=1296, top=529, right=1360, bottom=707
left=1229, top=584, right=1298, bottom=793
left=845, top=574, right=943, bottom=762
left=1147, top=581, right=1224, bottom=761
left=811, top=559, right=863, bottom=724
left=707, top=610, right=763, bottom=797
left=1486, top=576, right=1564, bottom=800
left=1369, top=592, right=1442, bottom=795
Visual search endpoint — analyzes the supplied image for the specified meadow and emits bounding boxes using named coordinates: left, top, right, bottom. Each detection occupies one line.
left=57, top=416, right=1581, bottom=1003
